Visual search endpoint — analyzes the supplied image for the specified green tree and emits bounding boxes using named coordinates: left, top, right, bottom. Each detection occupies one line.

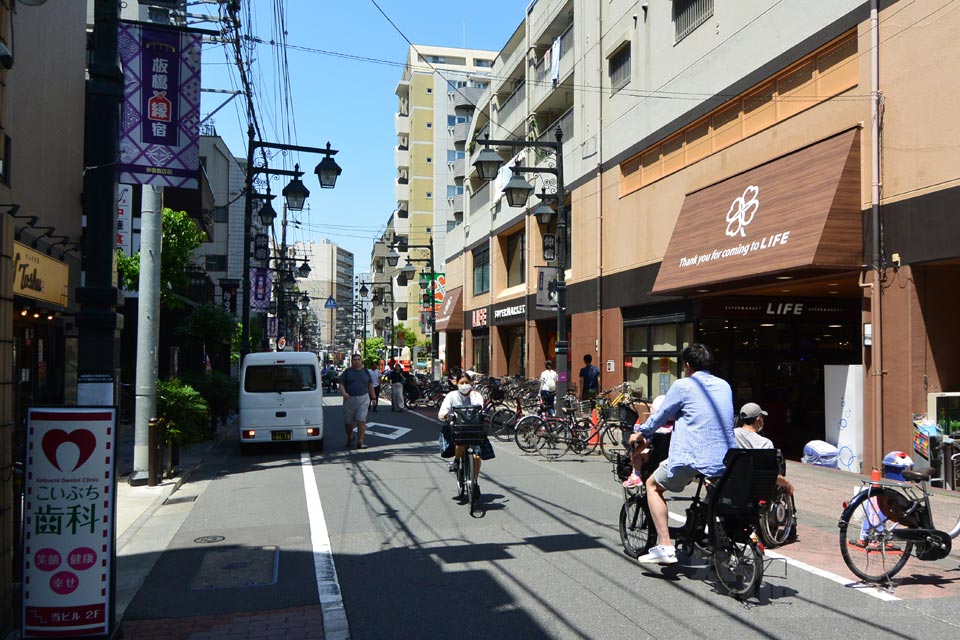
left=156, top=378, right=209, bottom=448
left=179, top=303, right=236, bottom=366
left=116, top=208, right=206, bottom=308
left=363, top=337, right=384, bottom=368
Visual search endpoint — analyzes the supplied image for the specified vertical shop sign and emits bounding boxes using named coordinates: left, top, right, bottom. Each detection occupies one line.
left=116, top=184, right=133, bottom=256
left=118, top=22, right=202, bottom=188
left=249, top=267, right=272, bottom=313
left=22, top=408, right=117, bottom=639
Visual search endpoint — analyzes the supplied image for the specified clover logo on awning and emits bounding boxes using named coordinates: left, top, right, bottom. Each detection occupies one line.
left=725, top=185, right=760, bottom=238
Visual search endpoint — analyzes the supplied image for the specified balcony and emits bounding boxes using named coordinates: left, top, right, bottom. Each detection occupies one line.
left=451, top=157, right=466, bottom=180
left=452, top=121, right=471, bottom=143
left=394, top=145, right=409, bottom=170
left=395, top=112, right=409, bottom=136
left=394, top=178, right=409, bottom=203
left=527, top=0, right=570, bottom=45
left=495, top=82, right=525, bottom=136
left=468, top=181, right=491, bottom=214
left=453, top=86, right=484, bottom=109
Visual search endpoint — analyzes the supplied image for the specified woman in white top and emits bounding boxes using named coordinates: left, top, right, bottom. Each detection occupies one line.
left=539, top=360, right=558, bottom=414
left=438, top=374, right=495, bottom=481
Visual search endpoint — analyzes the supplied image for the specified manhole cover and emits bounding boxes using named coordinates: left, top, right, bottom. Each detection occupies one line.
left=190, top=546, right=279, bottom=590
left=194, top=535, right=226, bottom=544
left=163, top=495, right=198, bottom=506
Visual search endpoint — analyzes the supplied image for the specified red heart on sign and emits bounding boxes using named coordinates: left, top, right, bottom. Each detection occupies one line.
left=41, top=429, right=97, bottom=472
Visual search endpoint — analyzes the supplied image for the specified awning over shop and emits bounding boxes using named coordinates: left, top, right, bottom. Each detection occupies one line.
left=435, top=286, right=463, bottom=331
left=652, top=128, right=861, bottom=295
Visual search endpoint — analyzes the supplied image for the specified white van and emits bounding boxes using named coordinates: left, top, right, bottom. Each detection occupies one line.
left=239, top=352, right=324, bottom=451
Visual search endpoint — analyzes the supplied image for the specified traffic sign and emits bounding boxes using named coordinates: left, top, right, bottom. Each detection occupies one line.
left=324, top=295, right=338, bottom=309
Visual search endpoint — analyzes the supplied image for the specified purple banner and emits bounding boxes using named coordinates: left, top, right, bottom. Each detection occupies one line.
left=250, top=268, right=272, bottom=313
left=118, top=22, right=201, bottom=188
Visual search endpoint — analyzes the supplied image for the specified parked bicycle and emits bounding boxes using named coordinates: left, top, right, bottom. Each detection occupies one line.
left=617, top=448, right=778, bottom=598
left=838, top=445, right=960, bottom=584
left=447, top=405, right=487, bottom=516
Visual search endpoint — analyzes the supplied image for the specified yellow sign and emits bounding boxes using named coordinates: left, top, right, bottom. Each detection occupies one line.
left=13, top=241, right=69, bottom=307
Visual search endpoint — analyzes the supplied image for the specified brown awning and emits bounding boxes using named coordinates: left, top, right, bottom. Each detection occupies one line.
left=435, top=286, right=463, bottom=331
left=652, top=128, right=861, bottom=295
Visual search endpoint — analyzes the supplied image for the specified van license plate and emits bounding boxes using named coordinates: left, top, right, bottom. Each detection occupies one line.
left=271, top=431, right=292, bottom=441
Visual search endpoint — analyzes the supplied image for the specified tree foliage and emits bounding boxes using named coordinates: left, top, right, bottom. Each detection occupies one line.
left=156, top=378, right=209, bottom=446
left=179, top=303, right=236, bottom=359
left=116, top=208, right=206, bottom=307
left=363, top=337, right=384, bottom=368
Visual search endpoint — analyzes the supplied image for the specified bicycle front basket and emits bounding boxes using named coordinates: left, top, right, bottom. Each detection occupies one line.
left=452, top=423, right=486, bottom=445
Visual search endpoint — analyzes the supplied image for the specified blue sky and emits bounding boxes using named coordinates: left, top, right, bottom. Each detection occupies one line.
left=199, top=0, right=524, bottom=265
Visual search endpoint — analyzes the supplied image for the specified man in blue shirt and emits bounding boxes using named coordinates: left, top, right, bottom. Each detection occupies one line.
left=628, top=343, right=735, bottom=564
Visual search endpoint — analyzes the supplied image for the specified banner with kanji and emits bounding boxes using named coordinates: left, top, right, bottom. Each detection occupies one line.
left=22, top=408, right=117, bottom=639
left=118, top=22, right=202, bottom=188
left=250, top=267, right=272, bottom=313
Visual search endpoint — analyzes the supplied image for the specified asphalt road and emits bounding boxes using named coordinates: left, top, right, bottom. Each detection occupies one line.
left=122, top=398, right=960, bottom=639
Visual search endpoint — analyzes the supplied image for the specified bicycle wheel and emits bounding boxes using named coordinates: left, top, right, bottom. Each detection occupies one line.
left=599, top=423, right=627, bottom=463
left=757, top=487, right=796, bottom=548
left=515, top=416, right=542, bottom=453
left=467, top=455, right=480, bottom=515
left=569, top=418, right=598, bottom=455
left=456, top=459, right=467, bottom=500
left=619, top=492, right=651, bottom=558
left=490, top=406, right=518, bottom=442
left=838, top=488, right=914, bottom=583
left=536, top=419, right=571, bottom=460
left=712, top=525, right=763, bottom=598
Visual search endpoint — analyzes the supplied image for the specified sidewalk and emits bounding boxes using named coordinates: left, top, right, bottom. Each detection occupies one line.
left=113, top=418, right=232, bottom=626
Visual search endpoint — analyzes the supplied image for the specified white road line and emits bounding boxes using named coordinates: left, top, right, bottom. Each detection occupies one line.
left=300, top=452, right=351, bottom=640
left=364, top=423, right=412, bottom=440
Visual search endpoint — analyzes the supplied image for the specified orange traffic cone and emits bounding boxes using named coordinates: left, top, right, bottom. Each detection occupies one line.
left=871, top=467, right=881, bottom=487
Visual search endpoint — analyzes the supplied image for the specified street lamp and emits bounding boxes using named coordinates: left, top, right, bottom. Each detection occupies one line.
left=297, top=260, right=311, bottom=278
left=473, top=127, right=569, bottom=413
left=240, top=128, right=342, bottom=361
left=281, top=164, right=310, bottom=211
left=386, top=236, right=439, bottom=378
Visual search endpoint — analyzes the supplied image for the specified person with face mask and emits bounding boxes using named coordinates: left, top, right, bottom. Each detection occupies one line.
left=438, top=374, right=495, bottom=480
left=735, top=403, right=795, bottom=496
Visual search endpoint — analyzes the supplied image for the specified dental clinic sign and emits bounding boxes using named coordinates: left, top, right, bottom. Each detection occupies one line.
left=22, top=408, right=117, bottom=639
left=652, top=129, right=862, bottom=294
left=676, top=185, right=792, bottom=269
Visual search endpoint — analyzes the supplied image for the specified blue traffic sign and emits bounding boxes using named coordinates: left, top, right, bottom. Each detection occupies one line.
left=324, top=296, right=338, bottom=309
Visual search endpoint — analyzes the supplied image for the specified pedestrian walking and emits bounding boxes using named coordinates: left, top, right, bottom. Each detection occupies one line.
left=367, top=363, right=381, bottom=412
left=389, top=362, right=406, bottom=412
left=340, top=354, right=376, bottom=449
left=579, top=354, right=600, bottom=400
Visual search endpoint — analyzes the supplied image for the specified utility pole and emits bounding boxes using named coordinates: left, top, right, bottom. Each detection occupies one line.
left=77, top=0, right=123, bottom=405
left=129, top=186, right=162, bottom=485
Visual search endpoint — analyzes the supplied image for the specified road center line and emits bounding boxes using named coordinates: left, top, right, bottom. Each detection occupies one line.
left=300, top=451, right=352, bottom=639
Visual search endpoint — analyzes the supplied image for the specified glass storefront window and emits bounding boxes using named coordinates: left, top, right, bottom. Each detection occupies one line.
left=623, top=321, right=692, bottom=399
left=472, top=332, right=489, bottom=374
left=651, top=324, right=676, bottom=352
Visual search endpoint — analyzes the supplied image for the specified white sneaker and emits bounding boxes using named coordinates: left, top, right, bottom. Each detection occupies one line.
left=637, top=545, right=678, bottom=565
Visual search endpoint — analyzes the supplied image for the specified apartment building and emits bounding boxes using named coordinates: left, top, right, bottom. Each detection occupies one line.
left=444, top=0, right=960, bottom=470
left=391, top=44, right=496, bottom=361
left=293, top=239, right=354, bottom=360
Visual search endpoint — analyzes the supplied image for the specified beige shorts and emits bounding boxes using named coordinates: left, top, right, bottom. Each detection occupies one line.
left=651, top=459, right=700, bottom=493
left=343, top=394, right=369, bottom=424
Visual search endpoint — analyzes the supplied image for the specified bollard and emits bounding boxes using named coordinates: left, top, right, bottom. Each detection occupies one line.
left=147, top=418, right=160, bottom=486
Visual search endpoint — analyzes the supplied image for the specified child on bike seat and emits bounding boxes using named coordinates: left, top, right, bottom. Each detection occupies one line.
left=623, top=395, right=674, bottom=488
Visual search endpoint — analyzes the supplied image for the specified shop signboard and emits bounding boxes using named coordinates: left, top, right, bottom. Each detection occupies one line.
left=116, top=184, right=133, bottom=256
left=118, top=22, right=202, bottom=188
left=14, top=242, right=69, bottom=307
left=21, top=408, right=117, bottom=639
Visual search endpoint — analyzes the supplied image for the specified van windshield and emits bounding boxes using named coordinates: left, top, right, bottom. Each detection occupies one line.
left=245, top=364, right=317, bottom=393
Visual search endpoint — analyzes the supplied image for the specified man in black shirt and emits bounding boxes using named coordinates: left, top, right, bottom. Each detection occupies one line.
left=578, top=354, right=600, bottom=400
